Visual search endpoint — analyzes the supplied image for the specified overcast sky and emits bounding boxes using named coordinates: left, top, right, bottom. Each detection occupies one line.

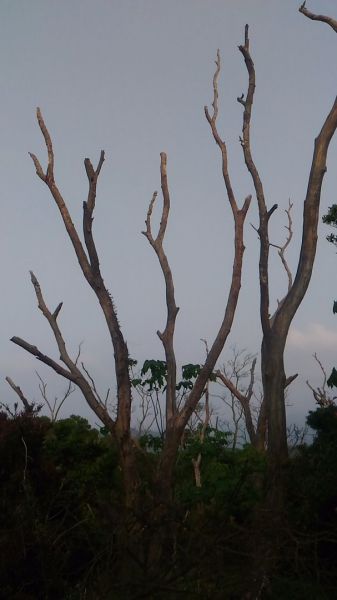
left=1, top=0, right=337, bottom=428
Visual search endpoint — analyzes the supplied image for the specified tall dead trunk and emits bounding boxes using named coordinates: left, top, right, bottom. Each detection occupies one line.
left=238, top=6, right=337, bottom=594
left=237, top=12, right=337, bottom=471
left=261, top=335, right=287, bottom=463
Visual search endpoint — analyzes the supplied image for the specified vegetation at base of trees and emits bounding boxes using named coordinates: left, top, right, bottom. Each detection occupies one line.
left=1, top=406, right=337, bottom=599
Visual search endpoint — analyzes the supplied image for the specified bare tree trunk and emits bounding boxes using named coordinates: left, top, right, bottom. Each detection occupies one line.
left=234, top=7, right=337, bottom=594
left=237, top=14, right=337, bottom=471
left=261, top=336, right=287, bottom=462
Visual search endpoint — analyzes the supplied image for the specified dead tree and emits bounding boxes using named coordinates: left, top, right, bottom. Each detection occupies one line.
left=10, top=2, right=336, bottom=524
left=231, top=5, right=337, bottom=593
left=11, top=72, right=250, bottom=512
left=233, top=6, right=337, bottom=472
left=12, top=117, right=140, bottom=507
left=143, top=73, right=251, bottom=502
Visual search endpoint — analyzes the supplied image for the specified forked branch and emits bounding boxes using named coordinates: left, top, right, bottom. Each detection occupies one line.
left=11, top=273, right=116, bottom=433
left=237, top=26, right=272, bottom=335
left=306, top=353, right=335, bottom=407
left=270, top=200, right=294, bottom=294
left=35, top=371, right=75, bottom=422
left=29, top=109, right=91, bottom=280
left=217, top=357, right=257, bottom=446
left=203, top=48, right=251, bottom=217
left=28, top=109, right=132, bottom=440
left=142, top=153, right=179, bottom=423
left=5, top=377, right=35, bottom=413
left=269, top=200, right=294, bottom=321
left=174, top=51, right=252, bottom=431
left=83, top=151, right=105, bottom=274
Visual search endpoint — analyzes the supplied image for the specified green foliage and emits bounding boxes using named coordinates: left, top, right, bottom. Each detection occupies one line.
left=327, top=366, right=337, bottom=388
left=1, top=405, right=337, bottom=598
left=132, top=358, right=216, bottom=393
left=176, top=428, right=266, bottom=515
left=283, top=404, right=337, bottom=597
left=322, top=204, right=337, bottom=226
left=0, top=412, right=121, bottom=598
left=139, top=431, right=164, bottom=453
left=323, top=204, right=337, bottom=246
left=307, top=404, right=337, bottom=440
left=140, top=358, right=167, bottom=390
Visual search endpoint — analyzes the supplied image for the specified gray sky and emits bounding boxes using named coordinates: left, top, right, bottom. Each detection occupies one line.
left=2, top=0, right=337, bottom=427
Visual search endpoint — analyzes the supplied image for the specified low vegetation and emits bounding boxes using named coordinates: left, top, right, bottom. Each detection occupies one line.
left=1, top=404, right=337, bottom=599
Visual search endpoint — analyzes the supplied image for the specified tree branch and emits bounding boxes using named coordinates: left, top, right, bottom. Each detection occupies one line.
left=238, top=25, right=272, bottom=335
left=5, top=377, right=35, bottom=413
left=29, top=109, right=132, bottom=441
left=270, top=200, right=294, bottom=317
left=285, top=373, right=298, bottom=388
left=30, top=270, right=76, bottom=372
left=306, top=353, right=334, bottom=407
left=142, top=153, right=179, bottom=424
left=11, top=273, right=117, bottom=434
left=205, top=50, right=238, bottom=213
left=274, top=93, right=337, bottom=336
left=35, top=370, right=75, bottom=421
left=83, top=151, right=105, bottom=274
left=10, top=336, right=76, bottom=381
left=217, top=356, right=257, bottom=446
left=29, top=108, right=92, bottom=280
left=299, top=2, right=337, bottom=33
left=174, top=49, right=252, bottom=432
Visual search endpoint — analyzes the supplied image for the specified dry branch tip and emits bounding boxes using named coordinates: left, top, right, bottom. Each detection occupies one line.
left=237, top=93, right=245, bottom=107
left=29, top=152, right=45, bottom=181
left=53, top=302, right=63, bottom=320
left=267, top=204, right=278, bottom=220
left=244, top=24, right=249, bottom=48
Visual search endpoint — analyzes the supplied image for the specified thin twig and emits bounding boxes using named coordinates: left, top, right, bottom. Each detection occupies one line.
left=270, top=200, right=294, bottom=295
left=306, top=353, right=335, bottom=407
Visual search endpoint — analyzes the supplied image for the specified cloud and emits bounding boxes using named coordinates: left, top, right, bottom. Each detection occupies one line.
left=288, top=323, right=337, bottom=350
